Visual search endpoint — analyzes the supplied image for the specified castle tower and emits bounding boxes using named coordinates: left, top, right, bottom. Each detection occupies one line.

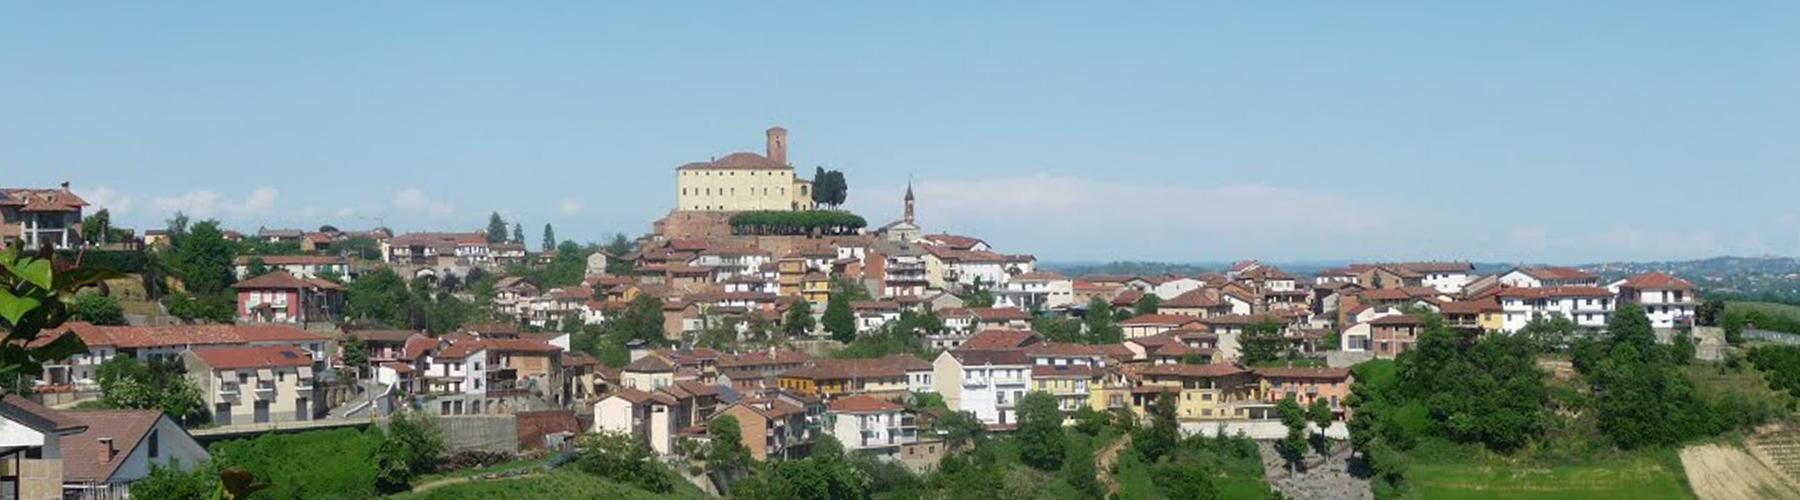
left=766, top=126, right=788, bottom=166
left=904, top=181, right=915, bottom=223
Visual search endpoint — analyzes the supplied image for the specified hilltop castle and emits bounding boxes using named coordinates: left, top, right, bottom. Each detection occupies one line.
left=674, top=127, right=816, bottom=212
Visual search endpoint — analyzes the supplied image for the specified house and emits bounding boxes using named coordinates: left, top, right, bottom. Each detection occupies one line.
left=1119, top=314, right=1204, bottom=339
left=230, top=271, right=344, bottom=325
left=1389, top=262, right=1475, bottom=294
left=231, top=255, right=349, bottom=280
left=183, top=346, right=321, bottom=425
left=1497, top=286, right=1615, bottom=331
left=996, top=272, right=1075, bottom=311
left=592, top=389, right=678, bottom=455
left=38, top=323, right=331, bottom=390
left=717, top=350, right=814, bottom=392
left=382, top=232, right=491, bottom=265
left=968, top=307, right=1033, bottom=331
left=1368, top=315, right=1424, bottom=359
left=776, top=355, right=928, bottom=400
left=932, top=349, right=1032, bottom=427
left=853, top=300, right=903, bottom=333
left=420, top=339, right=489, bottom=415
left=256, top=228, right=304, bottom=244
left=825, top=395, right=918, bottom=459
left=1253, top=367, right=1354, bottom=420
left=1158, top=289, right=1231, bottom=318
left=0, top=395, right=88, bottom=500
left=60, top=410, right=209, bottom=499
left=0, top=184, right=87, bottom=251
left=1024, top=342, right=1112, bottom=422
left=1130, top=363, right=1259, bottom=420
left=621, top=354, right=677, bottom=391
left=1438, top=298, right=1504, bottom=332
left=1498, top=267, right=1600, bottom=288
left=1611, top=272, right=1698, bottom=329
left=715, top=397, right=812, bottom=460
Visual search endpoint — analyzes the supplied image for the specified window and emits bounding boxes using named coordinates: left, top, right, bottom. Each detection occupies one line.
left=149, top=430, right=160, bottom=458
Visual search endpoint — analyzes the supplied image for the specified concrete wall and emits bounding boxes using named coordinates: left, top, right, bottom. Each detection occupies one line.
left=437, top=415, right=519, bottom=454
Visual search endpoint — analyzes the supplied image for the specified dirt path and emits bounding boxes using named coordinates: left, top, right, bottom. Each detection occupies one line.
left=1683, top=444, right=1800, bottom=500
left=1095, top=434, right=1132, bottom=498
left=408, top=471, right=541, bottom=494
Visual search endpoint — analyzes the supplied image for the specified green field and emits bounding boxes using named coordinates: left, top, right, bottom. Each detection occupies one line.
left=1727, top=301, right=1800, bottom=336
left=1405, top=441, right=1692, bottom=500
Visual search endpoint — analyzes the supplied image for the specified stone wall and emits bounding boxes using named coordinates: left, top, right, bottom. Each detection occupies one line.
left=438, top=414, right=519, bottom=454
left=515, top=410, right=581, bottom=450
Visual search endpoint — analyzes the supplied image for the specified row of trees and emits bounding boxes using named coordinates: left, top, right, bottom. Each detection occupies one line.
left=728, top=210, right=867, bottom=236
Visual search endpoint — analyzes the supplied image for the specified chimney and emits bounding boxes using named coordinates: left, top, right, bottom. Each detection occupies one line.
left=98, top=437, right=115, bottom=462
left=766, top=127, right=788, bottom=166
left=60, top=181, right=71, bottom=192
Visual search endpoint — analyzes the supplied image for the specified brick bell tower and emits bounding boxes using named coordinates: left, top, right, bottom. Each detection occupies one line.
left=766, top=126, right=788, bottom=166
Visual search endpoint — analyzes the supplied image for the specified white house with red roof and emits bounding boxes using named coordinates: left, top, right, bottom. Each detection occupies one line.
left=1498, top=267, right=1600, bottom=288
left=1610, top=272, right=1698, bottom=328
left=39, top=323, right=330, bottom=390
left=825, top=395, right=918, bottom=459
left=0, top=183, right=87, bottom=250
left=997, top=271, right=1074, bottom=311
left=1498, top=286, right=1616, bottom=331
left=231, top=255, right=349, bottom=280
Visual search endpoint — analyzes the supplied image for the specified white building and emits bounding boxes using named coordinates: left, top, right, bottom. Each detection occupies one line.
left=1498, top=267, right=1600, bottom=289
left=997, top=272, right=1075, bottom=311
left=1611, top=272, right=1698, bottom=329
left=825, top=395, right=917, bottom=459
left=931, top=349, right=1031, bottom=426
left=592, top=388, right=677, bottom=455
left=1498, top=286, right=1615, bottom=331
left=1393, top=262, right=1475, bottom=294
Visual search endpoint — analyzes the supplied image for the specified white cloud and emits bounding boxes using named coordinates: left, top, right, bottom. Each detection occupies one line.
left=73, top=187, right=133, bottom=215
left=851, top=174, right=1389, bottom=260
left=333, top=207, right=356, bottom=217
left=150, top=187, right=279, bottom=218
left=558, top=199, right=585, bottom=217
left=394, top=188, right=455, bottom=216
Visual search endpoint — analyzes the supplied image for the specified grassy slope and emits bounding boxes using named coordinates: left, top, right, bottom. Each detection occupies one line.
left=1112, top=438, right=1271, bottom=500
left=388, top=469, right=710, bottom=500
left=1406, top=440, right=1691, bottom=500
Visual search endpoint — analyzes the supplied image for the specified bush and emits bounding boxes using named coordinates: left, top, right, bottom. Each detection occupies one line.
left=728, top=210, right=867, bottom=235
left=577, top=431, right=675, bottom=493
left=209, top=428, right=385, bottom=499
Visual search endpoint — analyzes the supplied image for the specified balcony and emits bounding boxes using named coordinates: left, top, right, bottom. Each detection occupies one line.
left=962, top=377, right=988, bottom=387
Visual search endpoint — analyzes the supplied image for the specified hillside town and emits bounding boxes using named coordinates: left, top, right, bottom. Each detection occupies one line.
left=0, top=127, right=1722, bottom=499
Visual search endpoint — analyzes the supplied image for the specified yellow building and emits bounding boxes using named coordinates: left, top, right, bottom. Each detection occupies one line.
left=802, top=272, right=832, bottom=306
left=777, top=258, right=806, bottom=297
left=1132, top=363, right=1259, bottom=421
left=675, top=127, right=816, bottom=212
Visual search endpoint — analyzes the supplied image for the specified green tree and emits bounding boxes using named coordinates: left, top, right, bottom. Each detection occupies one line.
left=1276, top=395, right=1309, bottom=471
left=936, top=411, right=987, bottom=450
left=340, top=332, right=370, bottom=374
left=707, top=415, right=751, bottom=489
left=1154, top=460, right=1219, bottom=500
left=1517, top=313, right=1578, bottom=352
left=344, top=268, right=415, bottom=327
left=167, top=219, right=238, bottom=296
left=811, top=167, right=831, bottom=206
left=375, top=410, right=444, bottom=493
left=541, top=224, right=556, bottom=253
left=81, top=209, right=113, bottom=245
left=1083, top=297, right=1122, bottom=344
left=823, top=291, right=856, bottom=343
left=577, top=431, right=675, bottom=493
left=1132, top=293, right=1162, bottom=317
left=72, top=293, right=127, bottom=326
left=244, top=256, right=269, bottom=278
left=1073, top=405, right=1108, bottom=435
left=166, top=292, right=233, bottom=323
left=1015, top=391, right=1065, bottom=471
left=95, top=357, right=208, bottom=425
left=1239, top=319, right=1290, bottom=366
left=1065, top=439, right=1104, bottom=498
left=1135, top=391, right=1180, bottom=463
left=511, top=223, right=524, bottom=245
left=1308, top=397, right=1334, bottom=452
left=131, top=460, right=219, bottom=500
left=485, top=212, right=508, bottom=244
left=783, top=299, right=815, bottom=338
left=1586, top=303, right=1718, bottom=449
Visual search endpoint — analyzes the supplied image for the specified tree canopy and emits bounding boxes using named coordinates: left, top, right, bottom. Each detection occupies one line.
left=485, top=212, right=508, bottom=244
left=729, top=210, right=865, bottom=236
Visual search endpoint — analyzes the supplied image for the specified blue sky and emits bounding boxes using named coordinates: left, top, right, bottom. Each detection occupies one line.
left=4, top=2, right=1795, bottom=263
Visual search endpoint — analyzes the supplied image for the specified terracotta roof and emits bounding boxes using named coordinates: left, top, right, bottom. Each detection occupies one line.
left=1031, top=364, right=1094, bottom=378
left=1497, top=286, right=1613, bottom=298
left=0, top=188, right=86, bottom=212
left=624, top=355, right=677, bottom=373
left=560, top=351, right=599, bottom=368
left=782, top=355, right=929, bottom=380
left=389, top=232, right=485, bottom=246
left=432, top=339, right=489, bottom=360
left=62, top=410, right=177, bottom=483
left=232, top=255, right=346, bottom=266
left=677, top=152, right=789, bottom=170
left=401, top=335, right=437, bottom=361
left=1111, top=289, right=1145, bottom=306
left=1011, top=271, right=1067, bottom=281
left=61, top=322, right=325, bottom=349
left=1619, top=272, right=1694, bottom=290
left=960, top=330, right=1042, bottom=350
left=481, top=338, right=561, bottom=354
left=1253, top=367, right=1352, bottom=379
left=231, top=270, right=341, bottom=290
left=1025, top=342, right=1111, bottom=357
left=919, top=234, right=985, bottom=250
left=1391, top=262, right=1474, bottom=274
left=1437, top=299, right=1500, bottom=315
left=1368, top=314, right=1424, bottom=326
left=608, top=388, right=665, bottom=405
left=1517, top=267, right=1597, bottom=281
left=351, top=329, right=419, bottom=343
left=827, top=395, right=904, bottom=413
left=380, top=361, right=415, bottom=374
left=1199, top=313, right=1283, bottom=326
left=1120, top=314, right=1203, bottom=327
left=190, top=346, right=313, bottom=370
left=719, top=350, right=813, bottom=368
left=1162, top=289, right=1222, bottom=308
left=969, top=307, right=1030, bottom=322
left=1138, top=363, right=1249, bottom=378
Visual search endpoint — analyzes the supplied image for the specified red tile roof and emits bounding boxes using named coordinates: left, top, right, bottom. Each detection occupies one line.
left=190, top=346, right=313, bottom=370
left=677, top=152, right=789, bottom=170
left=1120, top=314, right=1203, bottom=327
left=960, top=330, right=1042, bottom=350
left=62, top=410, right=172, bottom=483
left=1138, top=363, right=1249, bottom=378
left=1517, top=267, right=1597, bottom=281
left=1254, top=367, right=1352, bottom=379
left=827, top=395, right=904, bottom=413
left=1619, top=272, right=1694, bottom=290
left=970, top=307, right=1031, bottom=322
left=1497, top=286, right=1613, bottom=298
left=61, top=322, right=326, bottom=349
left=231, top=270, right=341, bottom=290
left=1161, top=289, right=1222, bottom=308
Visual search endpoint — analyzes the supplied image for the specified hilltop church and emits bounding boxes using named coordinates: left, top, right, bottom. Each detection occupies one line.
left=674, top=127, right=816, bottom=212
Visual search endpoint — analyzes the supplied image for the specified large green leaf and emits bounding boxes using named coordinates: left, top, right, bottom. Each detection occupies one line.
left=26, top=330, right=86, bottom=363
left=0, top=288, right=41, bottom=325
left=52, top=267, right=123, bottom=293
left=2, top=257, right=52, bottom=291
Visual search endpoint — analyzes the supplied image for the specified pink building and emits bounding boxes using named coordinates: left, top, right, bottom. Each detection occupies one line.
left=231, top=270, right=344, bottom=324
